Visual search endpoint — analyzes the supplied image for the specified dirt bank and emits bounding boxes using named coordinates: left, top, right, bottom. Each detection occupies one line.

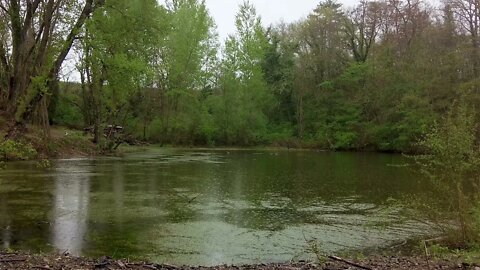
left=0, top=125, right=99, bottom=162
left=26, top=126, right=99, bottom=159
left=0, top=252, right=476, bottom=270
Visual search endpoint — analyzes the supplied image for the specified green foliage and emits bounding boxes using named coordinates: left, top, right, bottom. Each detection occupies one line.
left=0, top=139, right=37, bottom=161
left=36, top=159, right=52, bottom=169
left=41, top=0, right=480, bottom=153
left=15, top=75, right=49, bottom=122
left=265, top=123, right=295, bottom=144
left=118, top=0, right=219, bottom=145
left=51, top=85, right=84, bottom=128
left=418, top=101, right=479, bottom=183
left=416, top=99, right=480, bottom=245
left=205, top=1, right=272, bottom=145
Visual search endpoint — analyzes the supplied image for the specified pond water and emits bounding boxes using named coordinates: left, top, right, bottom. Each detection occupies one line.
left=0, top=148, right=432, bottom=266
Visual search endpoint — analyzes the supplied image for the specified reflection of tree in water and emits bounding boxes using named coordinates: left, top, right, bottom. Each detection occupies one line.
left=0, top=166, right=54, bottom=252
left=0, top=194, right=11, bottom=249
left=81, top=160, right=163, bottom=259
left=52, top=160, right=91, bottom=255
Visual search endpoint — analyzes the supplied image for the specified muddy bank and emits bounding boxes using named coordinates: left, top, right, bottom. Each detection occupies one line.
left=0, top=252, right=475, bottom=270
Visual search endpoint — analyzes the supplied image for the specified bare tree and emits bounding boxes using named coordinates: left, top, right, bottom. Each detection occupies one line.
left=380, top=0, right=432, bottom=50
left=345, top=0, right=384, bottom=62
left=448, top=0, right=480, bottom=78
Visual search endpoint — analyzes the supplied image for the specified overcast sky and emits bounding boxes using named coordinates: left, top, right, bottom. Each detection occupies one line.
left=205, top=0, right=358, bottom=41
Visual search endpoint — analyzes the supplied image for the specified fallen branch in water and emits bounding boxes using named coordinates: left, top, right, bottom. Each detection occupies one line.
left=188, top=194, right=201, bottom=204
left=328, top=256, right=372, bottom=270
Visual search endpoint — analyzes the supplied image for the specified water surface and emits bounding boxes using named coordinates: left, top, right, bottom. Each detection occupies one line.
left=0, top=148, right=430, bottom=266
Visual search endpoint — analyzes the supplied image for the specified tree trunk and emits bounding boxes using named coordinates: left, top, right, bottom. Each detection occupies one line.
left=143, top=120, right=147, bottom=141
left=93, top=120, right=101, bottom=144
left=3, top=0, right=105, bottom=137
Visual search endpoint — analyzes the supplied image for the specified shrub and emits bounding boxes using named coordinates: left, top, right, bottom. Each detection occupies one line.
left=0, top=139, right=38, bottom=161
left=416, top=98, right=480, bottom=246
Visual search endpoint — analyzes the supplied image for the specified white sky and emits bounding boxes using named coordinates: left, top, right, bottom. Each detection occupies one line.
left=206, top=0, right=358, bottom=40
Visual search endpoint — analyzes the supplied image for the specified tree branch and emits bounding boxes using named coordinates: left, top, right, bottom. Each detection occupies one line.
left=0, top=2, right=7, bottom=13
left=9, top=0, right=22, bottom=61
left=50, top=0, right=105, bottom=77
left=14, top=0, right=105, bottom=125
left=24, top=0, right=42, bottom=34
left=0, top=43, right=8, bottom=71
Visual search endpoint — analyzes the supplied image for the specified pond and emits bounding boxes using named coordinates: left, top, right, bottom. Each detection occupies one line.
left=0, top=148, right=433, bottom=266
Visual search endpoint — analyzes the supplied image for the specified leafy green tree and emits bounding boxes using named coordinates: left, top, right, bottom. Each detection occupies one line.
left=261, top=26, right=297, bottom=143
left=78, top=0, right=163, bottom=144
left=289, top=0, right=353, bottom=147
left=151, top=0, right=218, bottom=145
left=208, top=1, right=272, bottom=145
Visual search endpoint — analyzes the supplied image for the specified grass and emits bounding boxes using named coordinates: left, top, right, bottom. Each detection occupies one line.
left=427, top=244, right=480, bottom=266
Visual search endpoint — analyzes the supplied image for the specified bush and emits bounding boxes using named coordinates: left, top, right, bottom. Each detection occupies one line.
left=266, top=123, right=295, bottom=145
left=0, top=139, right=38, bottom=161
left=416, top=98, right=480, bottom=246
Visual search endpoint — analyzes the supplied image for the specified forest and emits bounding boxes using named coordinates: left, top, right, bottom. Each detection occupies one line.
left=0, top=0, right=479, bottom=152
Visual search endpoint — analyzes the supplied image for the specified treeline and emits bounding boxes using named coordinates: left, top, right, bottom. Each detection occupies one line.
left=1, top=0, right=479, bottom=152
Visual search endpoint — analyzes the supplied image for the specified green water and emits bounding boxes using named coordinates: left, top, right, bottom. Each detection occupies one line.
left=0, top=148, right=431, bottom=266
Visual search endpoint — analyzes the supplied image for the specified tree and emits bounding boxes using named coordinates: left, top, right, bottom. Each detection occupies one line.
left=77, top=0, right=162, bottom=144
left=153, top=0, right=218, bottom=144
left=448, top=0, right=480, bottom=80
left=209, top=1, right=271, bottom=145
left=261, top=26, right=297, bottom=141
left=0, top=0, right=105, bottom=135
left=290, top=0, right=351, bottom=143
left=11, top=0, right=480, bottom=154
left=344, top=0, right=383, bottom=62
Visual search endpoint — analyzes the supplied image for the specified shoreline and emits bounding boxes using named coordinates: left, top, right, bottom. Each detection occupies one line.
left=1, top=125, right=411, bottom=164
left=0, top=251, right=470, bottom=270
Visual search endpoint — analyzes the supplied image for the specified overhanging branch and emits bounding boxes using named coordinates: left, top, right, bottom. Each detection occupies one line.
left=50, top=0, right=105, bottom=76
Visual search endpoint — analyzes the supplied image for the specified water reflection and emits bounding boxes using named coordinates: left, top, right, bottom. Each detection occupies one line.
left=1, top=195, right=11, bottom=249
left=52, top=160, right=90, bottom=255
